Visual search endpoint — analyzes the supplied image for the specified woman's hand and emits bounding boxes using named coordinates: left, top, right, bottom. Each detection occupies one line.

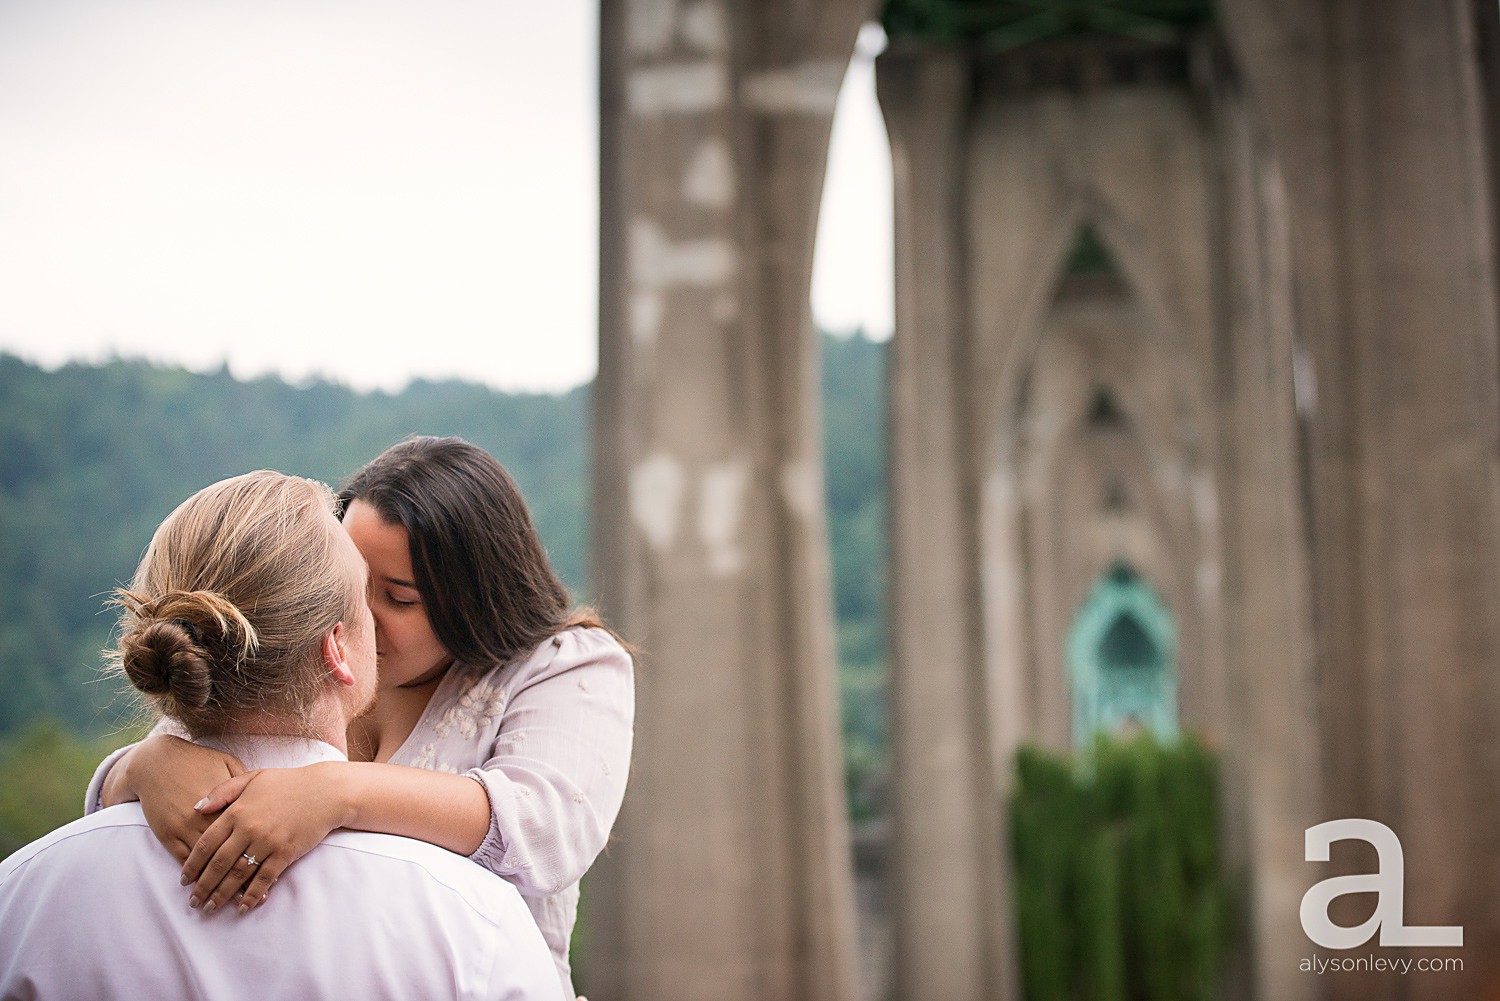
left=182, top=761, right=352, bottom=915
left=102, top=735, right=245, bottom=863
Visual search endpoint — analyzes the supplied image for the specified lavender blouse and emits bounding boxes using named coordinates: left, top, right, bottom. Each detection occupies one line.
left=88, top=625, right=634, bottom=998
left=395, top=625, right=634, bottom=995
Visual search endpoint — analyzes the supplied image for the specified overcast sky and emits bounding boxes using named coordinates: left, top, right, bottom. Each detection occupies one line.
left=0, top=1, right=892, bottom=393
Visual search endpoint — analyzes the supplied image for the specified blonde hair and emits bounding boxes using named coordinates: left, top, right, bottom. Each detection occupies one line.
left=110, top=470, right=362, bottom=738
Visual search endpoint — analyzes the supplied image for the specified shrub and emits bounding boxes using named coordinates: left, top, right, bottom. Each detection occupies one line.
left=1010, top=733, right=1233, bottom=1001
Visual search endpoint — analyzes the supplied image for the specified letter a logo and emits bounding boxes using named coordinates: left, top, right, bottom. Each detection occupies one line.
left=1300, top=819, right=1462, bottom=948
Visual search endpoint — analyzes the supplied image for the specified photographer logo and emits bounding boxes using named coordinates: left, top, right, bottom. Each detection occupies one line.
left=1300, top=819, right=1463, bottom=949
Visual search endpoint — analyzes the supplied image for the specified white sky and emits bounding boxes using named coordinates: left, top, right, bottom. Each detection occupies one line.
left=0, top=2, right=892, bottom=393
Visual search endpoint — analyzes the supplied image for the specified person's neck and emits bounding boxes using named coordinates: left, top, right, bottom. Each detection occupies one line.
left=353, top=675, right=443, bottom=763
left=221, top=698, right=350, bottom=756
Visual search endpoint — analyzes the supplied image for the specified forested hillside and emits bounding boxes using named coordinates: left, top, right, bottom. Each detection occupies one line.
left=0, top=331, right=889, bottom=830
left=0, top=355, right=589, bottom=737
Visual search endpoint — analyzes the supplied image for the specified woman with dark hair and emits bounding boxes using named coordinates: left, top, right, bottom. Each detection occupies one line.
left=90, top=437, right=634, bottom=999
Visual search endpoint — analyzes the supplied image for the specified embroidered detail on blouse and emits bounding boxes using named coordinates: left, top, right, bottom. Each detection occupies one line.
left=572, top=791, right=586, bottom=804
left=433, top=705, right=464, bottom=740
left=577, top=679, right=590, bottom=693
left=434, top=678, right=507, bottom=739
left=411, top=743, right=437, bottom=770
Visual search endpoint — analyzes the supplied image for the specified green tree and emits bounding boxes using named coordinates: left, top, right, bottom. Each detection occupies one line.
left=0, top=718, right=142, bottom=860
left=1011, top=734, right=1234, bottom=1001
left=820, top=330, right=890, bottom=822
left=0, top=354, right=589, bottom=736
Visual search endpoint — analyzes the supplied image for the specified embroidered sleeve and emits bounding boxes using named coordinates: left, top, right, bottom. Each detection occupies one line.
left=464, top=628, right=634, bottom=896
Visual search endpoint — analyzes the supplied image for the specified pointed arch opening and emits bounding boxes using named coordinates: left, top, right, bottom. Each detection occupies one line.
left=1066, top=560, right=1178, bottom=747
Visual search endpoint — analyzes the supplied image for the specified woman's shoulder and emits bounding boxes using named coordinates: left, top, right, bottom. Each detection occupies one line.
left=535, top=624, right=632, bottom=676
left=465, top=625, right=632, bottom=688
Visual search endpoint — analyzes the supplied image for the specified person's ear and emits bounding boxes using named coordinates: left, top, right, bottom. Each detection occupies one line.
left=322, top=622, right=357, bottom=688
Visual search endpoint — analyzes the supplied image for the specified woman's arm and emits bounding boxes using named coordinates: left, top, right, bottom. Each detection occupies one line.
left=84, top=717, right=186, bottom=813
left=187, top=627, right=634, bottom=911
left=183, top=761, right=492, bottom=914
left=85, top=742, right=137, bottom=814
left=95, top=732, right=244, bottom=862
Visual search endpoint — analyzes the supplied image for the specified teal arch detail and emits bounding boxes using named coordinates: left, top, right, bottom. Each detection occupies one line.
left=1067, top=561, right=1178, bottom=747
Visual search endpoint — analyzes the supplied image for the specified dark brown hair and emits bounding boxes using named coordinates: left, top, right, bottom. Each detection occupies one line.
left=338, top=436, right=605, bottom=667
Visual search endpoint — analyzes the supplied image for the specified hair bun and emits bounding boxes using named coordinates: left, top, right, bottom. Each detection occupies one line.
left=120, top=619, right=214, bottom=709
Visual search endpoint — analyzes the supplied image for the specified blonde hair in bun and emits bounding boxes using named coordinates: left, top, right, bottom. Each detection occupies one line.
left=109, top=471, right=362, bottom=738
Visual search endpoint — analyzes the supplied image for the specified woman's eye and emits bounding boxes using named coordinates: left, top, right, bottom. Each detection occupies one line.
left=388, top=593, right=419, bottom=607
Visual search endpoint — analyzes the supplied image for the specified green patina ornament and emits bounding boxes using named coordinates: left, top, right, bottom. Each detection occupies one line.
left=1067, top=560, right=1178, bottom=747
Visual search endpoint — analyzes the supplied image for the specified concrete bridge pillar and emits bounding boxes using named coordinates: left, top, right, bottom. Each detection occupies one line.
left=587, top=3, right=871, bottom=1000
left=1216, top=1, right=1500, bottom=997
left=877, top=48, right=1022, bottom=1001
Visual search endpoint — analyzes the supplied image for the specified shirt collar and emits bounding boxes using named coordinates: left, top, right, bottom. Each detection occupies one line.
left=195, top=734, right=348, bottom=771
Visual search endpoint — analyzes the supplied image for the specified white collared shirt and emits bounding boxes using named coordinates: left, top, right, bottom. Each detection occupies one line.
left=1, top=735, right=560, bottom=1001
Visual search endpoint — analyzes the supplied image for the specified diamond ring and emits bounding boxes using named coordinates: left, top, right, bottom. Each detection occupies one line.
left=242, top=853, right=259, bottom=866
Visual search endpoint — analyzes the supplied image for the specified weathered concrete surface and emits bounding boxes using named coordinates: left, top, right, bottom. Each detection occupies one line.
left=587, top=2, right=871, bottom=1000
left=589, top=1, right=1500, bottom=997
left=879, top=32, right=1331, bottom=1001
left=1215, top=2, right=1500, bottom=997
left=879, top=48, right=1020, bottom=1001
left=1210, top=73, right=1324, bottom=1001
left=960, top=66, right=1227, bottom=761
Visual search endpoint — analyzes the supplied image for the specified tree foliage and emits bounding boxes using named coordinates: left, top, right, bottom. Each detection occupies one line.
left=0, top=353, right=588, bottom=738
left=820, top=331, right=889, bottom=822
left=0, top=718, right=148, bottom=860
left=1010, top=734, right=1234, bottom=1001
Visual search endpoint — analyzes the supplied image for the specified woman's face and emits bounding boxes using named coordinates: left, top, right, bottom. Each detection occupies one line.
left=342, top=498, right=454, bottom=690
